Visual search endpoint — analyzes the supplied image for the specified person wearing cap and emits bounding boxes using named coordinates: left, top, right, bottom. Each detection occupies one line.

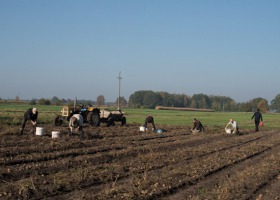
left=143, top=115, right=156, bottom=131
left=20, top=107, right=38, bottom=135
left=225, top=119, right=239, bottom=134
left=69, top=114, right=84, bottom=138
left=191, top=118, right=204, bottom=133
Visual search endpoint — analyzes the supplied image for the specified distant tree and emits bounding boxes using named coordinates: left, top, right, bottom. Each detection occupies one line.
left=66, top=99, right=73, bottom=105
left=159, top=92, right=174, bottom=107
left=128, top=90, right=147, bottom=108
left=238, top=102, right=252, bottom=112
left=38, top=98, right=45, bottom=105
left=238, top=97, right=268, bottom=112
left=129, top=91, right=196, bottom=109
left=271, top=94, right=280, bottom=112
left=45, top=99, right=51, bottom=105
left=191, top=94, right=211, bottom=109
left=116, top=96, right=127, bottom=107
left=173, top=94, right=185, bottom=107
left=209, top=95, right=236, bottom=111
left=61, top=98, right=67, bottom=103
left=128, top=90, right=262, bottom=111
left=38, top=98, right=51, bottom=105
left=96, top=95, right=105, bottom=106
left=257, top=99, right=268, bottom=113
left=183, top=95, right=191, bottom=107
left=29, top=99, right=37, bottom=105
left=143, top=91, right=163, bottom=109
left=15, top=96, right=20, bottom=101
left=250, top=97, right=268, bottom=112
left=51, top=96, right=62, bottom=106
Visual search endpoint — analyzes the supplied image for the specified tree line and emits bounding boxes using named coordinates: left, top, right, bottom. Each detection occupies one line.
left=128, top=90, right=280, bottom=113
left=3, top=91, right=280, bottom=113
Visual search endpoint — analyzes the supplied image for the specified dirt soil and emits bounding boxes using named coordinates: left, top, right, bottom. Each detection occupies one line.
left=0, top=123, right=279, bottom=200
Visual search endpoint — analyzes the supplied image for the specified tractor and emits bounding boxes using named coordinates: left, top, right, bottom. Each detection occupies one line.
left=54, top=106, right=126, bottom=127
left=99, top=109, right=126, bottom=126
left=54, top=105, right=100, bottom=126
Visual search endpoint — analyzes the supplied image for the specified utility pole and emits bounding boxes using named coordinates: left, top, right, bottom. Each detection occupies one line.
left=117, top=72, right=122, bottom=110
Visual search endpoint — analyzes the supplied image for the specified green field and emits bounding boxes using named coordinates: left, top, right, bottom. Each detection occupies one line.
left=0, top=104, right=279, bottom=129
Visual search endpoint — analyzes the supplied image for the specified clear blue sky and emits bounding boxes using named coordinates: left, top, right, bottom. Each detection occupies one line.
left=1, top=0, right=279, bottom=103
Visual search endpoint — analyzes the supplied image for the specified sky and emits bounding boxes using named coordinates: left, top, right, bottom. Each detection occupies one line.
left=0, top=0, right=279, bottom=103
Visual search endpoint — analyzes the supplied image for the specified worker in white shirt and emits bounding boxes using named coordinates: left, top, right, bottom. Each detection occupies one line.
left=69, top=114, right=84, bottom=138
left=225, top=119, right=239, bottom=134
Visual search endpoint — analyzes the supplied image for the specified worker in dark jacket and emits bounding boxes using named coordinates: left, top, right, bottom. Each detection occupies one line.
left=20, top=108, right=38, bottom=135
left=191, top=118, right=204, bottom=133
left=143, top=115, right=156, bottom=131
left=251, top=108, right=263, bottom=132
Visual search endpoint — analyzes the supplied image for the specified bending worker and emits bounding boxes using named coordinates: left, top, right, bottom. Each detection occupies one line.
left=191, top=118, right=204, bottom=133
left=143, top=115, right=156, bottom=131
left=20, top=107, right=38, bottom=135
left=69, top=114, right=84, bottom=138
left=225, top=119, right=239, bottom=134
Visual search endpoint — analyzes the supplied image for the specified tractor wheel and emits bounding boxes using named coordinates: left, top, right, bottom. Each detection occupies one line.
left=87, top=112, right=100, bottom=126
left=54, top=116, right=63, bottom=126
left=121, top=116, right=126, bottom=126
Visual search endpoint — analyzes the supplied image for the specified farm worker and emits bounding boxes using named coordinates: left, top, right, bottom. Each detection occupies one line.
left=251, top=108, right=263, bottom=132
left=225, top=119, right=239, bottom=134
left=20, top=107, right=38, bottom=135
left=143, top=115, right=156, bottom=131
left=191, top=118, right=204, bottom=133
left=69, top=114, right=84, bottom=138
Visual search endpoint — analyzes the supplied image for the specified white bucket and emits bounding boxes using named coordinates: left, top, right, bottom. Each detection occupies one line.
left=191, top=129, right=200, bottom=134
left=52, top=131, right=60, bottom=138
left=225, top=129, right=232, bottom=134
left=36, top=127, right=45, bottom=136
left=139, top=126, right=147, bottom=132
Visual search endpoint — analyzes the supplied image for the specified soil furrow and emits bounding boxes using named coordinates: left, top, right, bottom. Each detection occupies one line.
left=162, top=144, right=280, bottom=200
left=0, top=126, right=279, bottom=200
left=39, top=133, right=280, bottom=200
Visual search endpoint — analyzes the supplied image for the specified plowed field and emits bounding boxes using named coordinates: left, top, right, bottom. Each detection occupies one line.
left=0, top=124, right=279, bottom=200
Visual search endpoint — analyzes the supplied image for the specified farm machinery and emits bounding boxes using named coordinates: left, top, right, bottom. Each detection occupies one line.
left=99, top=109, right=126, bottom=126
left=54, top=105, right=126, bottom=127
